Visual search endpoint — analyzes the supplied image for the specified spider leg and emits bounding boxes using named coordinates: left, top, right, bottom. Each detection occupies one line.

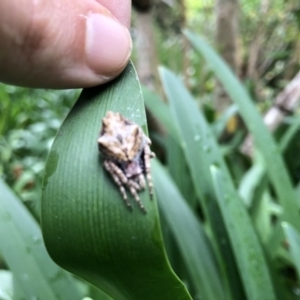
left=103, top=160, right=132, bottom=211
left=137, top=174, right=146, bottom=190
left=127, top=178, right=140, bottom=191
left=146, top=136, right=152, bottom=144
left=146, top=137, right=156, bottom=158
left=127, top=179, right=147, bottom=213
left=144, top=144, right=155, bottom=199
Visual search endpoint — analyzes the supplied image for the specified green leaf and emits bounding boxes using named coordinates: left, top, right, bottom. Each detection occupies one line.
left=159, top=66, right=246, bottom=300
left=42, top=62, right=191, bottom=300
left=211, top=166, right=276, bottom=300
left=0, top=179, right=82, bottom=300
left=89, top=284, right=113, bottom=300
left=165, top=135, right=198, bottom=208
left=282, top=222, right=300, bottom=280
left=238, top=153, right=266, bottom=208
left=252, top=192, right=281, bottom=245
left=143, top=86, right=178, bottom=142
left=212, top=104, right=238, bottom=137
left=184, top=30, right=300, bottom=231
left=153, top=160, right=224, bottom=300
left=143, top=87, right=197, bottom=208
left=159, top=66, right=277, bottom=300
left=279, top=116, right=300, bottom=152
left=0, top=270, right=12, bottom=300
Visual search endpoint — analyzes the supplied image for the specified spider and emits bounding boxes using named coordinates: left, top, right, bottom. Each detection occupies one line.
left=98, top=111, right=155, bottom=213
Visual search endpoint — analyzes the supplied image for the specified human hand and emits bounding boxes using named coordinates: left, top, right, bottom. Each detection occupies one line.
left=0, top=0, right=132, bottom=88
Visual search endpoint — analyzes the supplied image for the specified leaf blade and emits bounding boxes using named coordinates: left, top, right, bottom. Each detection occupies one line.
left=184, top=30, right=300, bottom=231
left=42, top=62, right=191, bottom=300
left=153, top=160, right=224, bottom=300
left=159, top=66, right=276, bottom=300
left=0, top=179, right=82, bottom=300
left=211, top=166, right=276, bottom=300
left=282, top=222, right=300, bottom=280
left=159, top=66, right=246, bottom=300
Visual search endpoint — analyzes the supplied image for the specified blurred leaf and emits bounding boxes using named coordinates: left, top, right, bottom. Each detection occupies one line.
left=0, top=270, right=12, bottom=300
left=42, top=62, right=191, bottom=300
left=159, top=66, right=279, bottom=300
left=295, top=184, right=300, bottom=206
left=212, top=104, right=239, bottom=137
left=292, top=7, right=300, bottom=29
left=159, top=66, right=246, bottom=300
left=185, top=30, right=300, bottom=231
left=211, top=166, right=276, bottom=300
left=282, top=222, right=300, bottom=280
left=238, top=152, right=266, bottom=208
left=153, top=159, right=223, bottom=300
left=165, top=136, right=198, bottom=208
left=143, top=86, right=178, bottom=142
left=89, top=284, right=113, bottom=300
left=279, top=116, right=300, bottom=152
left=0, top=179, right=83, bottom=300
left=143, top=87, right=197, bottom=207
left=252, top=192, right=280, bottom=245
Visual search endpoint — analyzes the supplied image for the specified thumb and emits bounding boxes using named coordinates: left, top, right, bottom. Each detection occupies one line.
left=0, top=0, right=132, bottom=88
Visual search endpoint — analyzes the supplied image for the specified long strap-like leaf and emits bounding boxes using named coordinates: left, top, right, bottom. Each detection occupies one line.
left=41, top=62, right=191, bottom=300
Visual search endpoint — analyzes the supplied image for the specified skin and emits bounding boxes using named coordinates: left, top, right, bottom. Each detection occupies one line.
left=0, top=0, right=132, bottom=88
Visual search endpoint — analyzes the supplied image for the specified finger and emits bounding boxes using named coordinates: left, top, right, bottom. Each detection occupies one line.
left=0, top=0, right=132, bottom=88
left=96, top=0, right=131, bottom=27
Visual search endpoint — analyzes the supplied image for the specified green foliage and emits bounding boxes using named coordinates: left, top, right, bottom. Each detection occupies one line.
left=153, top=160, right=223, bottom=299
left=0, top=85, right=79, bottom=218
left=155, top=0, right=300, bottom=107
left=159, top=64, right=278, bottom=300
left=0, top=179, right=83, bottom=299
left=184, top=30, right=300, bottom=230
left=154, top=34, right=300, bottom=299
left=42, top=62, right=191, bottom=300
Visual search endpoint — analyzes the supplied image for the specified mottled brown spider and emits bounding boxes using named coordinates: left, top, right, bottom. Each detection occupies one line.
left=98, top=111, right=155, bottom=213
